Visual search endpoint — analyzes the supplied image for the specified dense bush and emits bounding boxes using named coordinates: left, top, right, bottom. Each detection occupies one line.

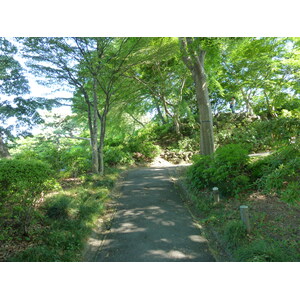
left=0, top=158, right=59, bottom=235
left=249, top=143, right=300, bottom=204
left=127, top=125, right=161, bottom=160
left=13, top=139, right=64, bottom=172
left=9, top=179, right=109, bottom=261
left=258, top=157, right=300, bottom=204
left=12, top=137, right=93, bottom=177
left=60, top=145, right=91, bottom=176
left=187, top=154, right=214, bottom=191
left=187, top=144, right=250, bottom=196
left=104, top=144, right=134, bottom=166
left=215, top=115, right=300, bottom=152
left=43, top=195, right=71, bottom=219
left=188, top=140, right=299, bottom=203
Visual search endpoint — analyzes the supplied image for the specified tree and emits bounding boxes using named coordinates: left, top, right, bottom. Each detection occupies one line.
left=217, top=37, right=300, bottom=118
left=0, top=38, right=55, bottom=157
left=20, top=37, right=101, bottom=173
left=179, top=37, right=215, bottom=155
left=20, top=37, right=149, bottom=175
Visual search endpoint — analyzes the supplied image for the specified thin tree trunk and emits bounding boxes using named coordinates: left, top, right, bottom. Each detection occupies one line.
left=263, top=91, right=276, bottom=119
left=98, top=115, right=106, bottom=176
left=173, top=115, right=181, bottom=136
left=0, top=136, right=10, bottom=158
left=83, top=90, right=99, bottom=174
left=155, top=101, right=166, bottom=124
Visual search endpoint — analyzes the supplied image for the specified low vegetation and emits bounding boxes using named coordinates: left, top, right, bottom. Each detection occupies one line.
left=182, top=141, right=300, bottom=262
left=0, top=167, right=122, bottom=262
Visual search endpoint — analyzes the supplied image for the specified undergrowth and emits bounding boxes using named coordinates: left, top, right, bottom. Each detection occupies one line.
left=7, top=169, right=121, bottom=262
left=184, top=142, right=300, bottom=262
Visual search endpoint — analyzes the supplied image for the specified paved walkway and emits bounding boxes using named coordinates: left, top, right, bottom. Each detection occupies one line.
left=88, top=164, right=215, bottom=262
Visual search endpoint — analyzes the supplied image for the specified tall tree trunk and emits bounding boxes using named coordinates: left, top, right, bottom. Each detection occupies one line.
left=180, top=38, right=214, bottom=155
left=192, top=57, right=214, bottom=155
left=0, top=136, right=10, bottom=158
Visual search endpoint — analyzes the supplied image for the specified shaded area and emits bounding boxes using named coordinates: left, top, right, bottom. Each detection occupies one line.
left=92, top=166, right=215, bottom=262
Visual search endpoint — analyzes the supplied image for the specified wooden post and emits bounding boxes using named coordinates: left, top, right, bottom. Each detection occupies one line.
left=212, top=187, right=220, bottom=203
left=240, top=205, right=251, bottom=234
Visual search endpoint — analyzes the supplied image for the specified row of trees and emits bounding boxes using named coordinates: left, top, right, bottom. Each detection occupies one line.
left=1, top=37, right=299, bottom=174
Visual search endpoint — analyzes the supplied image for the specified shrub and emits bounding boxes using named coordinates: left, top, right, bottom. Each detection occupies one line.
left=0, top=158, right=58, bottom=235
left=177, top=137, right=198, bottom=152
left=187, top=144, right=250, bottom=196
left=215, top=116, right=300, bottom=152
left=9, top=246, right=60, bottom=262
left=224, top=220, right=248, bottom=249
left=234, top=240, right=295, bottom=262
left=259, top=157, right=300, bottom=203
left=104, top=145, right=134, bottom=166
left=43, top=195, right=71, bottom=219
left=61, top=145, right=91, bottom=176
left=187, top=154, right=214, bottom=190
left=281, top=182, right=300, bottom=204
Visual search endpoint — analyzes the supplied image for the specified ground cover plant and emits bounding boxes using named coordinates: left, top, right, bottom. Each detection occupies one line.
left=183, top=142, right=300, bottom=262
left=0, top=167, right=122, bottom=262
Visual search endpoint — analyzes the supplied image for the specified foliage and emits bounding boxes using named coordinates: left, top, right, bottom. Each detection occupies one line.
left=0, top=38, right=61, bottom=146
left=259, top=157, right=300, bottom=204
left=60, top=144, right=91, bottom=177
left=223, top=220, right=248, bottom=248
left=8, top=168, right=121, bottom=262
left=104, top=144, right=134, bottom=166
left=0, top=158, right=58, bottom=235
left=2, top=37, right=300, bottom=261
left=127, top=124, right=161, bottom=160
left=214, top=113, right=300, bottom=152
left=43, top=195, right=71, bottom=220
left=233, top=240, right=298, bottom=262
left=247, top=143, right=300, bottom=204
left=187, top=154, right=214, bottom=191
left=187, top=144, right=250, bottom=196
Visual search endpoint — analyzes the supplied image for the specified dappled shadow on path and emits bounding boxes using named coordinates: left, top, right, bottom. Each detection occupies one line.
left=90, top=166, right=215, bottom=262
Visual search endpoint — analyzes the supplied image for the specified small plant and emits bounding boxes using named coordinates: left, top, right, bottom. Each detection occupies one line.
left=43, top=195, right=71, bottom=219
left=224, top=220, right=248, bottom=249
left=9, top=246, right=60, bottom=262
left=280, top=182, right=300, bottom=204
left=234, top=240, right=294, bottom=262
left=257, top=156, right=300, bottom=204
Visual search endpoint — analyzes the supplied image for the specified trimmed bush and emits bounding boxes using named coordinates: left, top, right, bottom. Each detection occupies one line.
left=0, top=158, right=58, bottom=235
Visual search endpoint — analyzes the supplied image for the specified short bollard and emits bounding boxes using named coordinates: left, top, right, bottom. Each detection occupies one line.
left=212, top=187, right=220, bottom=203
left=240, top=205, right=251, bottom=234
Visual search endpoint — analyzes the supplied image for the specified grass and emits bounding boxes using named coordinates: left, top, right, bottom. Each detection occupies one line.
left=176, top=168, right=300, bottom=262
left=5, top=168, right=122, bottom=262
